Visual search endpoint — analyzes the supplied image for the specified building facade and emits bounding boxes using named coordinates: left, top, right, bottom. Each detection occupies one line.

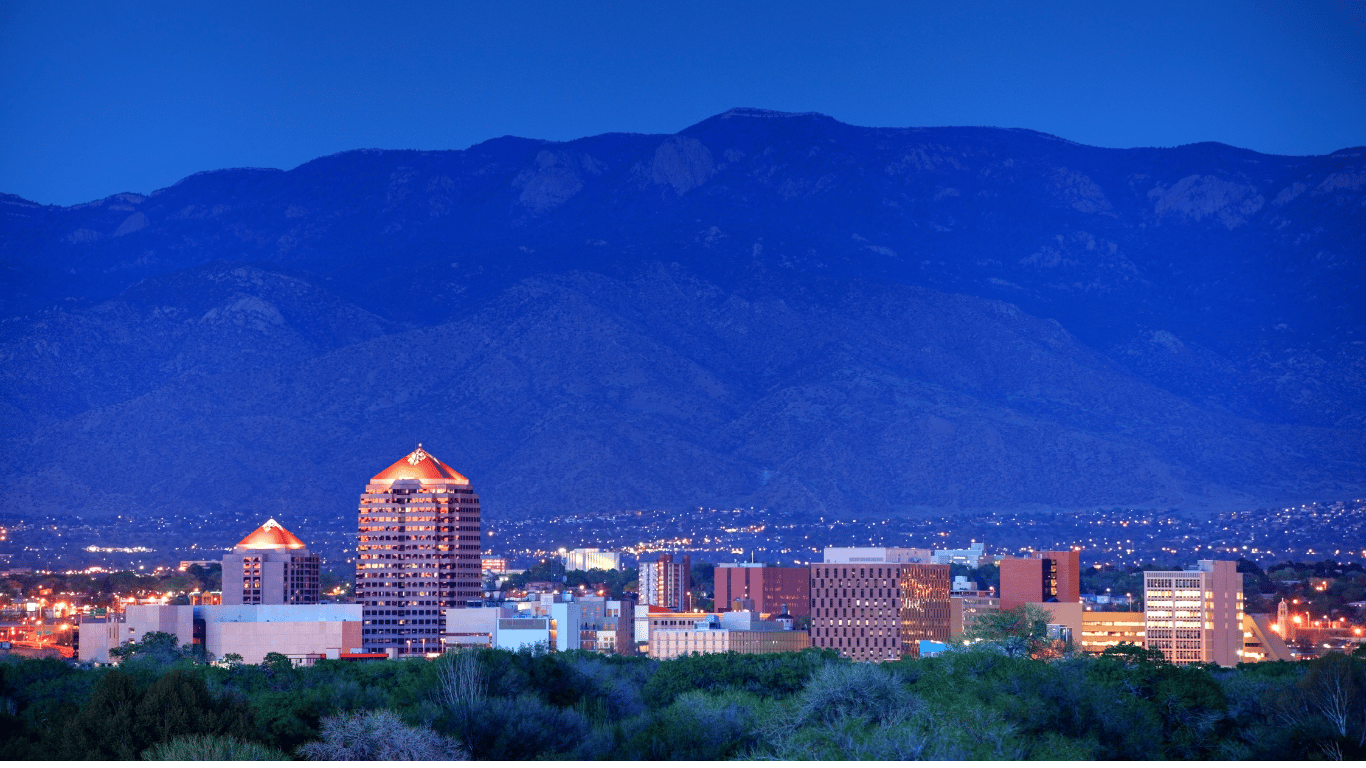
left=999, top=551, right=1080, bottom=610
left=565, top=548, right=621, bottom=572
left=356, top=444, right=482, bottom=657
left=639, top=554, right=691, bottom=612
left=809, top=561, right=950, bottom=661
left=1143, top=560, right=1244, bottom=666
left=650, top=612, right=810, bottom=660
left=714, top=563, right=811, bottom=618
left=1080, top=611, right=1146, bottom=654
left=222, top=519, right=320, bottom=606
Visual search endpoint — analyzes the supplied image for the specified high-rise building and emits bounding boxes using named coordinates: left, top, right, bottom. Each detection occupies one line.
left=222, top=519, right=320, bottom=606
left=1143, top=560, right=1244, bottom=666
left=639, top=554, right=691, bottom=612
left=565, top=548, right=621, bottom=572
left=999, top=550, right=1080, bottom=610
left=356, top=444, right=481, bottom=657
left=714, top=563, right=811, bottom=618
left=809, top=561, right=950, bottom=661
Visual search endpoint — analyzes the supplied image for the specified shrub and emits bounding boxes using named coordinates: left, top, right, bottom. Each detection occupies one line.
left=143, top=734, right=289, bottom=760
left=295, top=709, right=466, bottom=761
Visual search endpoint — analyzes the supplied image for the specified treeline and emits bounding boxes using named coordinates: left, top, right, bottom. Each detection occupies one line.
left=2, top=637, right=1365, bottom=759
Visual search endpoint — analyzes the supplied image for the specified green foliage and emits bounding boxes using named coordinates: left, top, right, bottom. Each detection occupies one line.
left=143, top=733, right=289, bottom=760
left=4, top=631, right=1366, bottom=760
left=959, top=604, right=1060, bottom=658
left=642, top=648, right=840, bottom=708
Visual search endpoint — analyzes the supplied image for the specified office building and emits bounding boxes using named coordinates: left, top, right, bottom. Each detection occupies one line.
left=1080, top=611, right=1146, bottom=655
left=1143, top=560, right=1244, bottom=666
left=356, top=444, right=482, bottom=657
left=222, top=519, right=320, bottom=606
left=565, top=548, right=621, bottom=572
left=932, top=542, right=990, bottom=566
left=714, top=563, right=811, bottom=618
left=949, top=576, right=999, bottom=637
left=640, top=554, right=691, bottom=612
left=650, top=610, right=809, bottom=660
left=579, top=595, right=635, bottom=654
left=481, top=556, right=508, bottom=574
left=1000, top=551, right=1080, bottom=610
left=823, top=547, right=933, bottom=564
left=809, top=560, right=949, bottom=661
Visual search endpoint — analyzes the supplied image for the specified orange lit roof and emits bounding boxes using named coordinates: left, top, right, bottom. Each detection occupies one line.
left=371, top=444, right=469, bottom=484
left=236, top=518, right=307, bottom=550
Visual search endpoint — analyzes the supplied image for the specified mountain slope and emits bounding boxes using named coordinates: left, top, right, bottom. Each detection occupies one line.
left=1, top=110, right=1363, bottom=545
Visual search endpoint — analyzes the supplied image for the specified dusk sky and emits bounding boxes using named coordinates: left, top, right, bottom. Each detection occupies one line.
left=2, top=0, right=1364, bottom=206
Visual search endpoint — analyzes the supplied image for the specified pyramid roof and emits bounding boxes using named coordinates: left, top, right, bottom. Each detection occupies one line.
left=371, top=444, right=469, bottom=485
left=236, top=518, right=307, bottom=550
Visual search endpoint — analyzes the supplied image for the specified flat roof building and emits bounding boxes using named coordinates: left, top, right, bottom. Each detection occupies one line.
left=809, top=560, right=950, bottom=662
left=714, top=563, right=811, bottom=619
left=1000, top=551, right=1080, bottom=610
left=1144, top=560, right=1244, bottom=666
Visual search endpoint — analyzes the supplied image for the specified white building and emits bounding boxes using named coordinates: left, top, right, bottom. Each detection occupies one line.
left=87, top=603, right=364, bottom=665
left=822, top=547, right=933, bottom=564
left=565, top=548, right=621, bottom=572
left=932, top=542, right=989, bottom=566
left=1144, top=560, right=1244, bottom=666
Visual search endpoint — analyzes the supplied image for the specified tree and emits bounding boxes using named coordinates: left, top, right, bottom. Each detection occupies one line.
left=61, top=669, right=141, bottom=760
left=960, top=605, right=1056, bottom=658
left=296, top=709, right=466, bottom=760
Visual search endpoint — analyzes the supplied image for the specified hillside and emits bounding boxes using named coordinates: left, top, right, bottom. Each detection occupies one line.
left=1, top=109, right=1363, bottom=544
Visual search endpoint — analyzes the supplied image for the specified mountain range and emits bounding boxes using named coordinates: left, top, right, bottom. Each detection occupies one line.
left=2, top=108, right=1363, bottom=547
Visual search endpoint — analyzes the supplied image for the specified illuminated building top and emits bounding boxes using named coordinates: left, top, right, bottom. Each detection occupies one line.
left=370, top=443, right=469, bottom=485
left=235, top=518, right=308, bottom=551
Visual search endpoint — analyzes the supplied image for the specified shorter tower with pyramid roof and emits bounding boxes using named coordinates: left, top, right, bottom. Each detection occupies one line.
left=223, top=518, right=321, bottom=606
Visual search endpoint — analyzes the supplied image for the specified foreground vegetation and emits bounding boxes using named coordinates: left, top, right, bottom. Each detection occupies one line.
left=2, top=635, right=1364, bottom=760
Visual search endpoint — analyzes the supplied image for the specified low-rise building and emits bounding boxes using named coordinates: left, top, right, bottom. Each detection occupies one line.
left=91, top=603, right=364, bottom=665
left=1080, top=611, right=1146, bottom=655
left=949, top=577, right=999, bottom=637
left=565, top=549, right=621, bottom=572
left=649, top=610, right=809, bottom=660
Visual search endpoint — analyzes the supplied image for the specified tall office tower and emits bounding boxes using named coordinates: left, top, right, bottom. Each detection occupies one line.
left=639, top=554, right=691, bottom=612
left=999, top=550, right=1081, bottom=610
left=714, top=563, right=811, bottom=618
left=222, top=519, right=319, bottom=606
left=809, top=561, right=950, bottom=662
left=356, top=444, right=481, bottom=657
left=1143, top=560, right=1244, bottom=666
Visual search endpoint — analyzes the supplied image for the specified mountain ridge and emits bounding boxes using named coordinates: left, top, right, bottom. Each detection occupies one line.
left=1, top=110, right=1363, bottom=548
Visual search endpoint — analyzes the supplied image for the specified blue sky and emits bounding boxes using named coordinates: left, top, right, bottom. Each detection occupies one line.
left=2, top=0, right=1363, bottom=205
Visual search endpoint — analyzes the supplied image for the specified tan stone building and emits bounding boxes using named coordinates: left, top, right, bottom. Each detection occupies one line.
left=1080, top=611, right=1146, bottom=654
left=222, top=519, right=319, bottom=606
left=1143, top=560, right=1244, bottom=666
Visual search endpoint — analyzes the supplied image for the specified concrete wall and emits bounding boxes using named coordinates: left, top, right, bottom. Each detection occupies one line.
left=218, top=621, right=361, bottom=664
left=197, top=604, right=362, bottom=662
